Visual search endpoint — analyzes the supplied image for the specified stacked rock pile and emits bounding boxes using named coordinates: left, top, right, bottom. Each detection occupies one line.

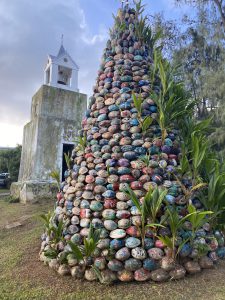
left=40, top=3, right=225, bottom=283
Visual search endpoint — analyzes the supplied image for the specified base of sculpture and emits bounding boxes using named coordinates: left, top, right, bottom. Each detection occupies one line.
left=10, top=181, right=58, bottom=204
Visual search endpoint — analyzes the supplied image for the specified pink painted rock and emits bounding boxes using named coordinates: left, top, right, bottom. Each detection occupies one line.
left=134, top=268, right=151, bottom=281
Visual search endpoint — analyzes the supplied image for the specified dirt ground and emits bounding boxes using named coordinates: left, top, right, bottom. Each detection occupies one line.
left=1, top=196, right=225, bottom=300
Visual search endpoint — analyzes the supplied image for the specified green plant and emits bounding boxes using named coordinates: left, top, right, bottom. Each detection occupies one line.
left=132, top=93, right=153, bottom=133
left=64, top=152, right=72, bottom=170
left=67, top=224, right=101, bottom=263
left=40, top=212, right=65, bottom=244
left=158, top=207, right=193, bottom=259
left=139, top=151, right=151, bottom=167
left=198, top=170, right=225, bottom=228
left=74, top=136, right=87, bottom=151
left=186, top=204, right=213, bottom=242
left=49, top=170, right=60, bottom=192
left=151, top=53, right=195, bottom=144
left=123, top=185, right=166, bottom=246
left=40, top=211, right=54, bottom=237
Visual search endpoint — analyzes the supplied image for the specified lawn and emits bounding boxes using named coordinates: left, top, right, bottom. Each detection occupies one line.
left=1, top=196, right=225, bottom=300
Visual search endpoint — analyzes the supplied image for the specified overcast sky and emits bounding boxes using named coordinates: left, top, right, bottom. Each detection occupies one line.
left=0, top=0, right=190, bottom=147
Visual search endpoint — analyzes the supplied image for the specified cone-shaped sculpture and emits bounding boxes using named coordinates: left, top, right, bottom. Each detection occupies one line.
left=40, top=3, right=225, bottom=283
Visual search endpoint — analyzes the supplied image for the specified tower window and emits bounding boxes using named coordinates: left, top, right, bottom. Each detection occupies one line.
left=57, top=66, right=72, bottom=86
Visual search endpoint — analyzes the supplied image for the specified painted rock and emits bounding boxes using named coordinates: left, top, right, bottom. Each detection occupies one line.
left=71, top=266, right=84, bottom=279
left=58, top=265, right=70, bottom=276
left=144, top=238, right=154, bottom=250
left=217, top=247, right=225, bottom=258
left=115, top=247, right=131, bottom=261
left=70, top=233, right=82, bottom=245
left=98, top=239, right=110, bottom=250
left=116, top=210, right=130, bottom=219
left=104, top=199, right=117, bottom=209
left=80, top=218, right=90, bottom=228
left=85, top=269, right=97, bottom=281
left=126, top=226, right=140, bottom=237
left=124, top=258, right=142, bottom=271
left=90, top=201, right=103, bottom=212
left=118, top=270, right=134, bottom=282
left=104, top=220, right=118, bottom=231
left=100, top=270, right=118, bottom=284
left=143, top=258, right=157, bottom=271
left=148, top=248, right=164, bottom=260
left=125, top=237, right=141, bottom=249
left=169, top=265, right=186, bottom=280
left=110, top=229, right=126, bottom=239
left=131, top=247, right=147, bottom=260
left=118, top=218, right=130, bottom=229
left=94, top=257, right=106, bottom=270
left=102, top=209, right=116, bottom=220
left=179, top=243, right=192, bottom=257
left=108, top=259, right=124, bottom=272
left=160, top=257, right=175, bottom=271
left=184, top=261, right=201, bottom=274
left=134, top=268, right=151, bottom=281
left=110, top=239, right=125, bottom=250
left=199, top=256, right=214, bottom=269
left=150, top=269, right=169, bottom=282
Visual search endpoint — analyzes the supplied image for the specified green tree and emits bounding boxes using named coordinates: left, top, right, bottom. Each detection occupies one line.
left=0, top=145, right=22, bottom=182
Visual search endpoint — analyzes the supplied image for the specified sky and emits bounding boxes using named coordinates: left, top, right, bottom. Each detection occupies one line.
left=0, top=0, right=191, bottom=147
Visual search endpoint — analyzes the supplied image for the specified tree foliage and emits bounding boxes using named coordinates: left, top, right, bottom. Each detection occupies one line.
left=0, top=145, right=22, bottom=182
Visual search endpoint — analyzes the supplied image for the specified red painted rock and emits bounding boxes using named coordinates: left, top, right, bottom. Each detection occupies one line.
left=126, top=226, right=140, bottom=237
left=134, top=268, right=151, bottom=281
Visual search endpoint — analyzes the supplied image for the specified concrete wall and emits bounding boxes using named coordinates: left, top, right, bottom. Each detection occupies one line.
left=18, top=84, right=87, bottom=182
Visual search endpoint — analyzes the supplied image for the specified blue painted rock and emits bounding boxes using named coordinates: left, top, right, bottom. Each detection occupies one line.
left=115, top=247, right=131, bottom=261
left=179, top=243, right=192, bottom=257
left=80, top=200, right=90, bottom=209
left=124, top=258, right=142, bottom=271
left=134, top=268, right=151, bottom=281
left=148, top=248, right=164, bottom=260
left=165, top=194, right=175, bottom=204
left=216, top=247, right=225, bottom=258
left=125, top=237, right=141, bottom=249
left=70, top=233, right=82, bottom=245
left=94, top=257, right=106, bottom=270
left=110, top=229, right=126, bottom=239
left=107, top=259, right=124, bottom=272
left=143, top=258, right=158, bottom=271
left=144, top=238, right=154, bottom=250
left=110, top=239, right=125, bottom=250
left=104, top=220, right=118, bottom=231
left=131, top=247, right=147, bottom=260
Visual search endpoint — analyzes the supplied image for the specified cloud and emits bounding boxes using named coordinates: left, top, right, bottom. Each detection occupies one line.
left=0, top=0, right=108, bottom=146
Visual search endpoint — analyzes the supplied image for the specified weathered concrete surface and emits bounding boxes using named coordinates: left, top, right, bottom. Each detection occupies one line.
left=11, top=181, right=58, bottom=204
left=19, top=85, right=87, bottom=182
left=14, top=84, right=87, bottom=203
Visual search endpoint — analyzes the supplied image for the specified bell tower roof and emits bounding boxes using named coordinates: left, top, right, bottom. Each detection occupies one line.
left=44, top=41, right=79, bottom=92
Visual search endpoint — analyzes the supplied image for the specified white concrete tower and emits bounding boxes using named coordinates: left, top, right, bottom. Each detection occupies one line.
left=44, top=40, right=79, bottom=92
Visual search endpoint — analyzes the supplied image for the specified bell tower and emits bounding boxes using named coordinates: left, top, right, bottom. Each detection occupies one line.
left=44, top=41, right=79, bottom=92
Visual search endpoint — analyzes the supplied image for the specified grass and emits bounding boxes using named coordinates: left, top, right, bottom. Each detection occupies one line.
left=0, top=188, right=10, bottom=194
left=1, top=197, right=225, bottom=299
